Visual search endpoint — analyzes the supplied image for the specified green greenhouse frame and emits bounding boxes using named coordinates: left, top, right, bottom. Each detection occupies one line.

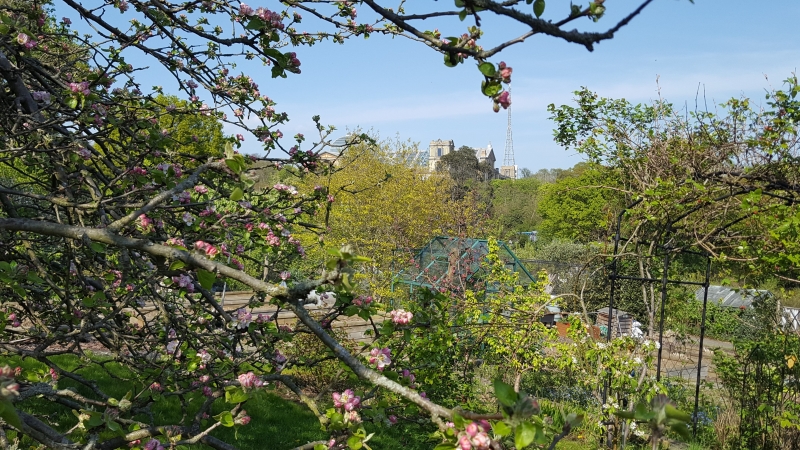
left=391, top=236, right=535, bottom=293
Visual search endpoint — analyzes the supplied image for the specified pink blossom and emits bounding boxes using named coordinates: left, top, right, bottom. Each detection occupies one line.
left=144, top=439, right=165, bottom=450
left=203, top=386, right=213, bottom=397
left=458, top=435, right=472, bottom=450
left=352, top=295, right=372, bottom=307
left=16, top=33, right=37, bottom=49
left=265, top=232, right=280, bottom=247
left=131, top=167, right=147, bottom=176
left=31, top=91, right=50, bottom=102
left=118, top=0, right=129, bottom=13
left=173, top=191, right=191, bottom=204
left=238, top=415, right=251, bottom=425
left=332, top=389, right=359, bottom=409
left=149, top=382, right=163, bottom=392
left=77, top=148, right=92, bottom=159
left=62, top=17, right=72, bottom=25
left=69, top=82, right=90, bottom=95
left=273, top=183, right=298, bottom=195
left=194, top=184, right=208, bottom=194
left=232, top=308, right=252, bottom=329
left=279, top=271, right=291, bottom=281
left=368, top=348, right=391, bottom=370
left=239, top=3, right=255, bottom=16
left=497, top=91, right=511, bottom=109
left=165, top=237, right=185, bottom=248
left=166, top=340, right=179, bottom=355
left=471, top=432, right=491, bottom=450
left=500, top=66, right=513, bottom=82
left=138, top=214, right=153, bottom=229
left=171, top=274, right=194, bottom=292
left=236, top=133, right=244, bottom=141
left=198, top=352, right=212, bottom=366
left=388, top=415, right=398, bottom=424
left=194, top=241, right=219, bottom=258
left=237, top=372, right=263, bottom=389
left=49, top=367, right=58, bottom=381
left=389, top=309, right=413, bottom=325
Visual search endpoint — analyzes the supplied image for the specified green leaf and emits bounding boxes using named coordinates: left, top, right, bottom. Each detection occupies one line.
left=244, top=17, right=266, bottom=30
left=105, top=417, right=122, bottom=433
left=314, top=445, right=327, bottom=450
left=533, top=0, right=545, bottom=18
left=26, top=272, right=44, bottom=284
left=0, top=397, right=23, bottom=430
left=169, top=260, right=186, bottom=271
left=230, top=187, right=244, bottom=201
left=433, top=444, right=457, bottom=450
left=68, top=97, right=78, bottom=109
left=481, top=80, right=502, bottom=97
left=665, top=404, right=692, bottom=423
left=224, top=386, right=249, bottom=404
left=478, top=62, right=496, bottom=77
left=614, top=410, right=636, bottom=420
left=347, top=435, right=363, bottom=450
left=90, top=242, right=106, bottom=253
left=226, top=158, right=242, bottom=173
left=493, top=420, right=512, bottom=437
left=515, top=421, right=536, bottom=449
left=196, top=269, right=215, bottom=290
left=669, top=422, right=692, bottom=441
left=493, top=379, right=518, bottom=407
left=86, top=411, right=104, bottom=428
left=458, top=9, right=468, bottom=21
left=214, top=411, right=235, bottom=427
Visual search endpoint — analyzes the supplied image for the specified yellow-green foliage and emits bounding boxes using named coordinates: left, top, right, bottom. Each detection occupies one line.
left=293, top=136, right=488, bottom=298
left=464, top=239, right=555, bottom=380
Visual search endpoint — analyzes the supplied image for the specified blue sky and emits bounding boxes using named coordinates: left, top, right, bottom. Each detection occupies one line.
left=62, top=1, right=800, bottom=172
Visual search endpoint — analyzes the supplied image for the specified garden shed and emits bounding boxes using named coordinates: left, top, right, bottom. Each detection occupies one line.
left=596, top=307, right=633, bottom=337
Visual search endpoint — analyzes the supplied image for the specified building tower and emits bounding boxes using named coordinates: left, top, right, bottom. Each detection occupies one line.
left=500, top=89, right=517, bottom=179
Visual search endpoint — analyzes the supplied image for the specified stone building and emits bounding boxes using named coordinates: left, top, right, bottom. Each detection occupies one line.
left=427, top=139, right=499, bottom=176
left=427, top=139, right=455, bottom=172
left=499, top=165, right=517, bottom=179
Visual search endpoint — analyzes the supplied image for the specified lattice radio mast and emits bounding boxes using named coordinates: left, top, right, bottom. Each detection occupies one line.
left=502, top=88, right=516, bottom=177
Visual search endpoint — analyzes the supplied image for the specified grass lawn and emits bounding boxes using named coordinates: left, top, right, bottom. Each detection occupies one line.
left=3, top=353, right=435, bottom=449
